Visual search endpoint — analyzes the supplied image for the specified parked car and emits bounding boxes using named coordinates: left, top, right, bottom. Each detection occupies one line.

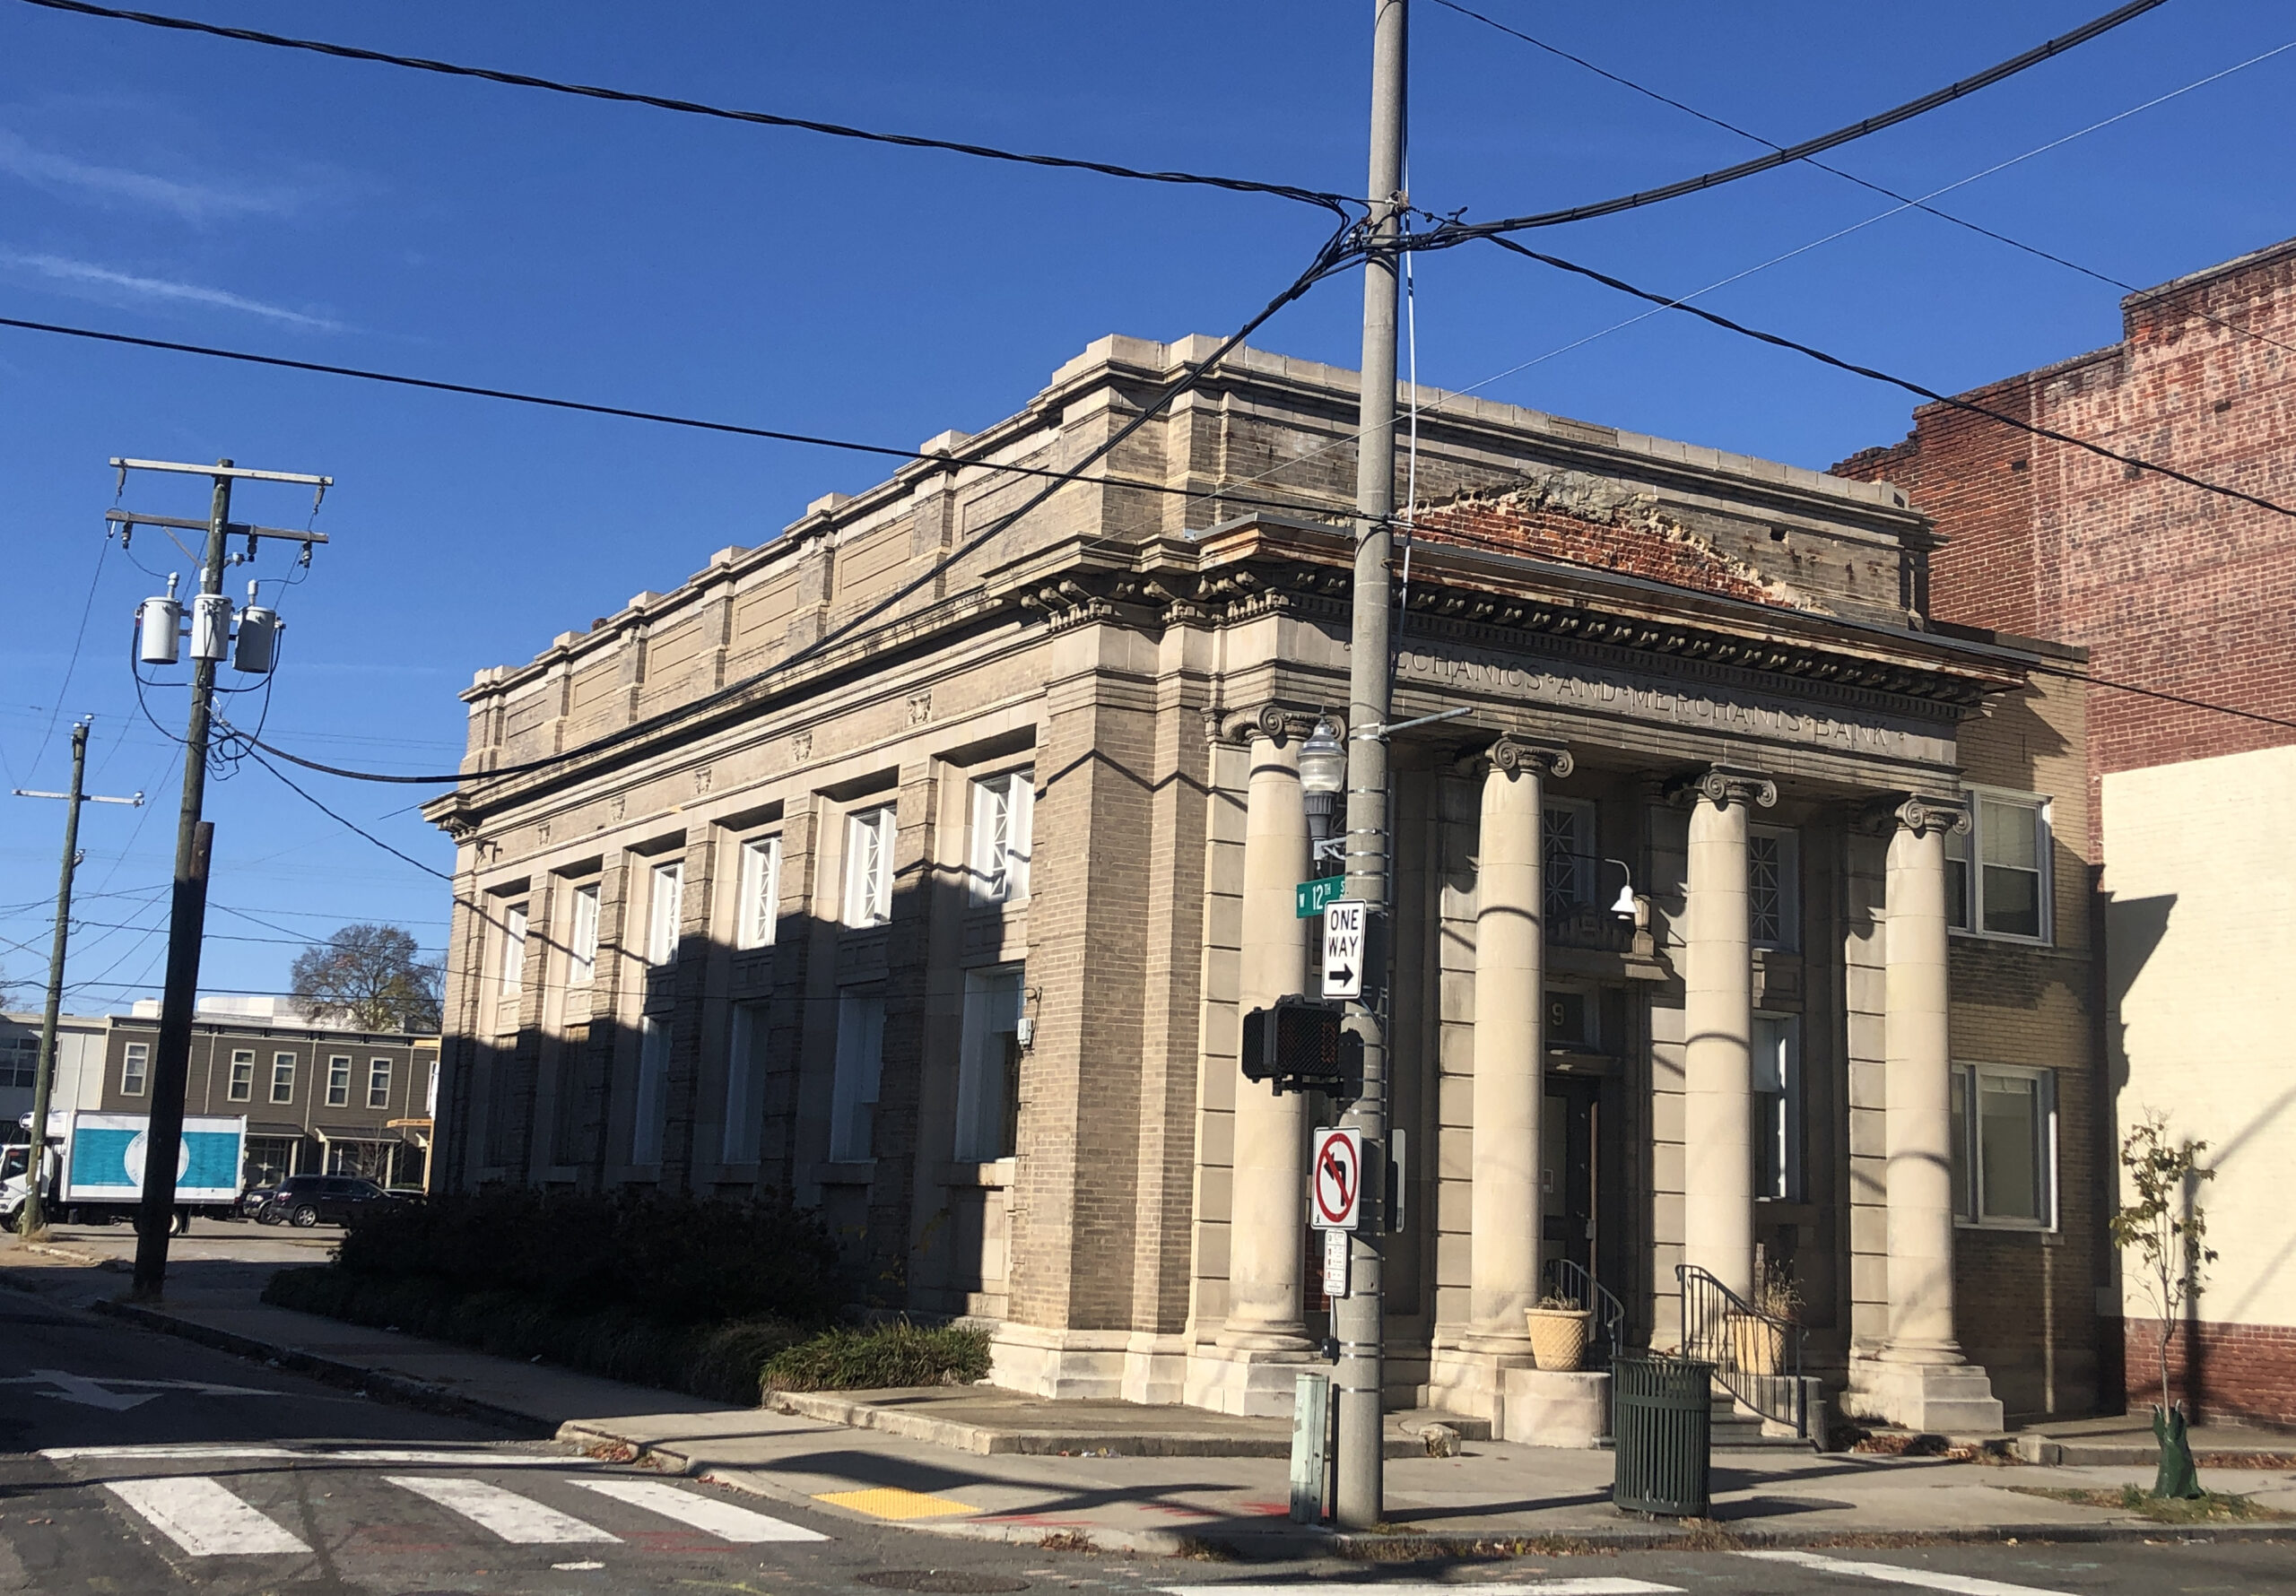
left=257, top=1174, right=410, bottom=1228
left=240, top=1178, right=286, bottom=1220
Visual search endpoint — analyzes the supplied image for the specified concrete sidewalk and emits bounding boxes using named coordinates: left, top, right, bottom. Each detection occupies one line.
left=6, top=1237, right=2292, bottom=1556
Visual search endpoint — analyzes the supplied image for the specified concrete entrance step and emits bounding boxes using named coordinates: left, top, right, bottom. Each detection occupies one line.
left=767, top=1385, right=1489, bottom=1458
left=1596, top=1392, right=1814, bottom=1452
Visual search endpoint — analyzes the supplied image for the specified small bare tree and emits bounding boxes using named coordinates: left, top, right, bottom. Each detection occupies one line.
left=290, top=924, right=443, bottom=1034
left=2109, top=1115, right=2217, bottom=1416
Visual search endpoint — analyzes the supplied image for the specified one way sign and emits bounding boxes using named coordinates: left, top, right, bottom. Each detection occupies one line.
left=1322, top=900, right=1365, bottom=1001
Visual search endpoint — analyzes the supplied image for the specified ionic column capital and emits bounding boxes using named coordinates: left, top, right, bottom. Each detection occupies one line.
left=1207, top=703, right=1343, bottom=747
left=1862, top=792, right=1970, bottom=839
left=1468, top=736, right=1572, bottom=782
left=1665, top=764, right=1777, bottom=812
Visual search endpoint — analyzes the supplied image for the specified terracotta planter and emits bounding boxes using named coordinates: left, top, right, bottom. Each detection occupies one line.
left=1525, top=1306, right=1594, bottom=1371
left=1727, top=1313, right=1787, bottom=1375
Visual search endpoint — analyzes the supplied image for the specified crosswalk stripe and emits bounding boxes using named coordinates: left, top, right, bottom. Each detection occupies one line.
left=1739, top=1550, right=2077, bottom=1596
left=48, top=1446, right=302, bottom=1462
left=43, top=1444, right=590, bottom=1466
left=573, top=1478, right=829, bottom=1542
left=386, top=1476, right=619, bottom=1544
left=1161, top=1583, right=1683, bottom=1596
left=104, top=1477, right=311, bottom=1557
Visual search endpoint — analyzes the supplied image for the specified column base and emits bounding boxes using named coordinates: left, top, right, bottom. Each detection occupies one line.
left=987, top=1325, right=1189, bottom=1404
left=1842, top=1352, right=2004, bottom=1434
left=1422, top=1339, right=1535, bottom=1426
left=1182, top=1341, right=1328, bottom=1417
left=1500, top=1368, right=1610, bottom=1448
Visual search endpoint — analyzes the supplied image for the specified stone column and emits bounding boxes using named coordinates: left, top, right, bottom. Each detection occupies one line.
left=1677, top=767, right=1774, bottom=1302
left=1883, top=798, right=1963, bottom=1361
left=1850, top=795, right=2004, bottom=1431
left=1218, top=716, right=1313, bottom=1350
left=1464, top=739, right=1573, bottom=1353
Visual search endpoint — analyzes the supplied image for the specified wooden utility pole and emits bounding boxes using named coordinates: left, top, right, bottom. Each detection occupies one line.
left=110, top=456, right=331, bottom=1298
left=11, top=719, right=141, bottom=1239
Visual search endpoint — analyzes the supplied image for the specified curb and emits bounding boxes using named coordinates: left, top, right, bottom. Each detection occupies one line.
left=82, top=1299, right=2296, bottom=1559
left=15, top=1241, right=108, bottom=1266
left=566, top=1419, right=2296, bottom=1560
left=762, top=1390, right=1433, bottom=1459
left=89, top=1297, right=553, bottom=1437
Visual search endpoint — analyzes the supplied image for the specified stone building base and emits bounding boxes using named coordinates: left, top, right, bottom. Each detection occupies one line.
left=1182, top=1343, right=1329, bottom=1417
left=1422, top=1341, right=1533, bottom=1425
left=1842, top=1354, right=2005, bottom=1433
left=988, top=1324, right=1189, bottom=1405
left=1500, top=1368, right=1610, bottom=1447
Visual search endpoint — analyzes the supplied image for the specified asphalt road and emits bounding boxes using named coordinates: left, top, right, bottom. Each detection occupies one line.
left=1, top=1263, right=2287, bottom=1595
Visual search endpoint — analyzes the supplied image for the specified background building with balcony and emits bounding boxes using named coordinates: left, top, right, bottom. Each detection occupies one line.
left=71, top=1002, right=441, bottom=1190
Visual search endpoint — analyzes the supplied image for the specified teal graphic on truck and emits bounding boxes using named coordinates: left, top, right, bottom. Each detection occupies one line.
left=65, top=1113, right=246, bottom=1204
left=3, top=1111, right=247, bottom=1230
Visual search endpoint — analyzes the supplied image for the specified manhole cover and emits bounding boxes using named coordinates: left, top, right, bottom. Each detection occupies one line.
left=859, top=1574, right=1030, bottom=1593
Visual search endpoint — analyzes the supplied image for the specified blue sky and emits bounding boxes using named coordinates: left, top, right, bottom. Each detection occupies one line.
left=3, top=0, right=2291, bottom=1011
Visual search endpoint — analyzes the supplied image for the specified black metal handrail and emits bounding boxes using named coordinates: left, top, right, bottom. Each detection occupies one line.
left=1544, top=1256, right=1626, bottom=1361
left=1676, top=1262, right=1809, bottom=1437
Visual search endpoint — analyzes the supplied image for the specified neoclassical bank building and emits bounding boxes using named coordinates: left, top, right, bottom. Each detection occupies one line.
left=429, top=336, right=2102, bottom=1438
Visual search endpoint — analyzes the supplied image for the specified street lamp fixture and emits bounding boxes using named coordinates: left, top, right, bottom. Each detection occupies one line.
left=1300, top=718, right=1347, bottom=870
left=1298, top=718, right=1346, bottom=796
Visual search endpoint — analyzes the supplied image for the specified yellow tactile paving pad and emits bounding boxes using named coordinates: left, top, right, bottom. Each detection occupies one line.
left=813, top=1487, right=977, bottom=1520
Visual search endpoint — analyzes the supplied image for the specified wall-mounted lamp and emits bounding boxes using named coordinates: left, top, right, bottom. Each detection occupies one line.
left=1603, top=858, right=1639, bottom=920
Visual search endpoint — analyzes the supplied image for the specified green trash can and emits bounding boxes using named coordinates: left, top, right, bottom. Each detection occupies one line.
left=1612, top=1355, right=1713, bottom=1517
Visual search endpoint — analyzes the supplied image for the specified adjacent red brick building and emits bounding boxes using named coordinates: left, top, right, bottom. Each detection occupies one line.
left=1836, top=236, right=2296, bottom=1428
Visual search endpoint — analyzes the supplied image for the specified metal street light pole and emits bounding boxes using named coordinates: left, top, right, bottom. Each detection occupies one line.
left=12, top=720, right=142, bottom=1238
left=1335, top=0, right=1407, bottom=1531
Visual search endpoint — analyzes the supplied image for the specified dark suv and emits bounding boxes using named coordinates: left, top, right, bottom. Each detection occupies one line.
left=258, top=1174, right=406, bottom=1227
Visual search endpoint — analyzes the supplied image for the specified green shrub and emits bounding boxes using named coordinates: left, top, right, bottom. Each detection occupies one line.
left=762, top=1320, right=991, bottom=1392
left=334, top=1186, right=843, bottom=1327
left=262, top=1265, right=809, bottom=1404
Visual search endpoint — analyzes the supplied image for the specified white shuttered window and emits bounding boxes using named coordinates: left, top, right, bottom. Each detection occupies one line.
left=567, top=882, right=599, bottom=987
left=647, top=862, right=683, bottom=966
left=736, top=837, right=781, bottom=950
left=969, top=773, right=1034, bottom=905
left=843, top=807, right=895, bottom=928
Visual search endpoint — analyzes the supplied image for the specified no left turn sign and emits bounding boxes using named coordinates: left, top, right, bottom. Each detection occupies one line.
left=1310, top=1126, right=1362, bottom=1230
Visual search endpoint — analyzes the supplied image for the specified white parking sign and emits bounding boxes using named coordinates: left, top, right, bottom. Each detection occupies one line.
left=1322, top=900, right=1365, bottom=1001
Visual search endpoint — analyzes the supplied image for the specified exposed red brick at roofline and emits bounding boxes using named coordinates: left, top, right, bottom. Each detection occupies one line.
left=1409, top=487, right=1796, bottom=609
left=1830, top=233, right=2296, bottom=849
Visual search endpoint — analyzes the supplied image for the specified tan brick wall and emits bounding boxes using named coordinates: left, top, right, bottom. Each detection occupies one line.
left=1947, top=669, right=2101, bottom=1418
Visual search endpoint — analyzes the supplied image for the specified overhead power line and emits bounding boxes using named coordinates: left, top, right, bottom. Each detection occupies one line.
left=1412, top=0, right=2167, bottom=249
left=1431, top=0, right=2296, bottom=365
left=230, top=742, right=452, bottom=880
left=0, top=313, right=1364, bottom=526
left=13, top=0, right=1355, bottom=216
left=2025, top=662, right=2296, bottom=733
left=1482, top=233, right=2296, bottom=523
left=68, top=919, right=439, bottom=950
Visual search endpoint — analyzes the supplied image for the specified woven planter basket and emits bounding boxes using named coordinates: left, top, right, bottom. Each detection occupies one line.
left=1525, top=1306, right=1594, bottom=1371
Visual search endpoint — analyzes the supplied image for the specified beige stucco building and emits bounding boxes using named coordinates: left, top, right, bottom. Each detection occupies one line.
left=2102, top=747, right=2296, bottom=1421
left=427, top=335, right=2101, bottom=1434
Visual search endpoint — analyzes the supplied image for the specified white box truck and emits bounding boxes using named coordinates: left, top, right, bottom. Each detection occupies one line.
left=3, top=1111, right=247, bottom=1233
